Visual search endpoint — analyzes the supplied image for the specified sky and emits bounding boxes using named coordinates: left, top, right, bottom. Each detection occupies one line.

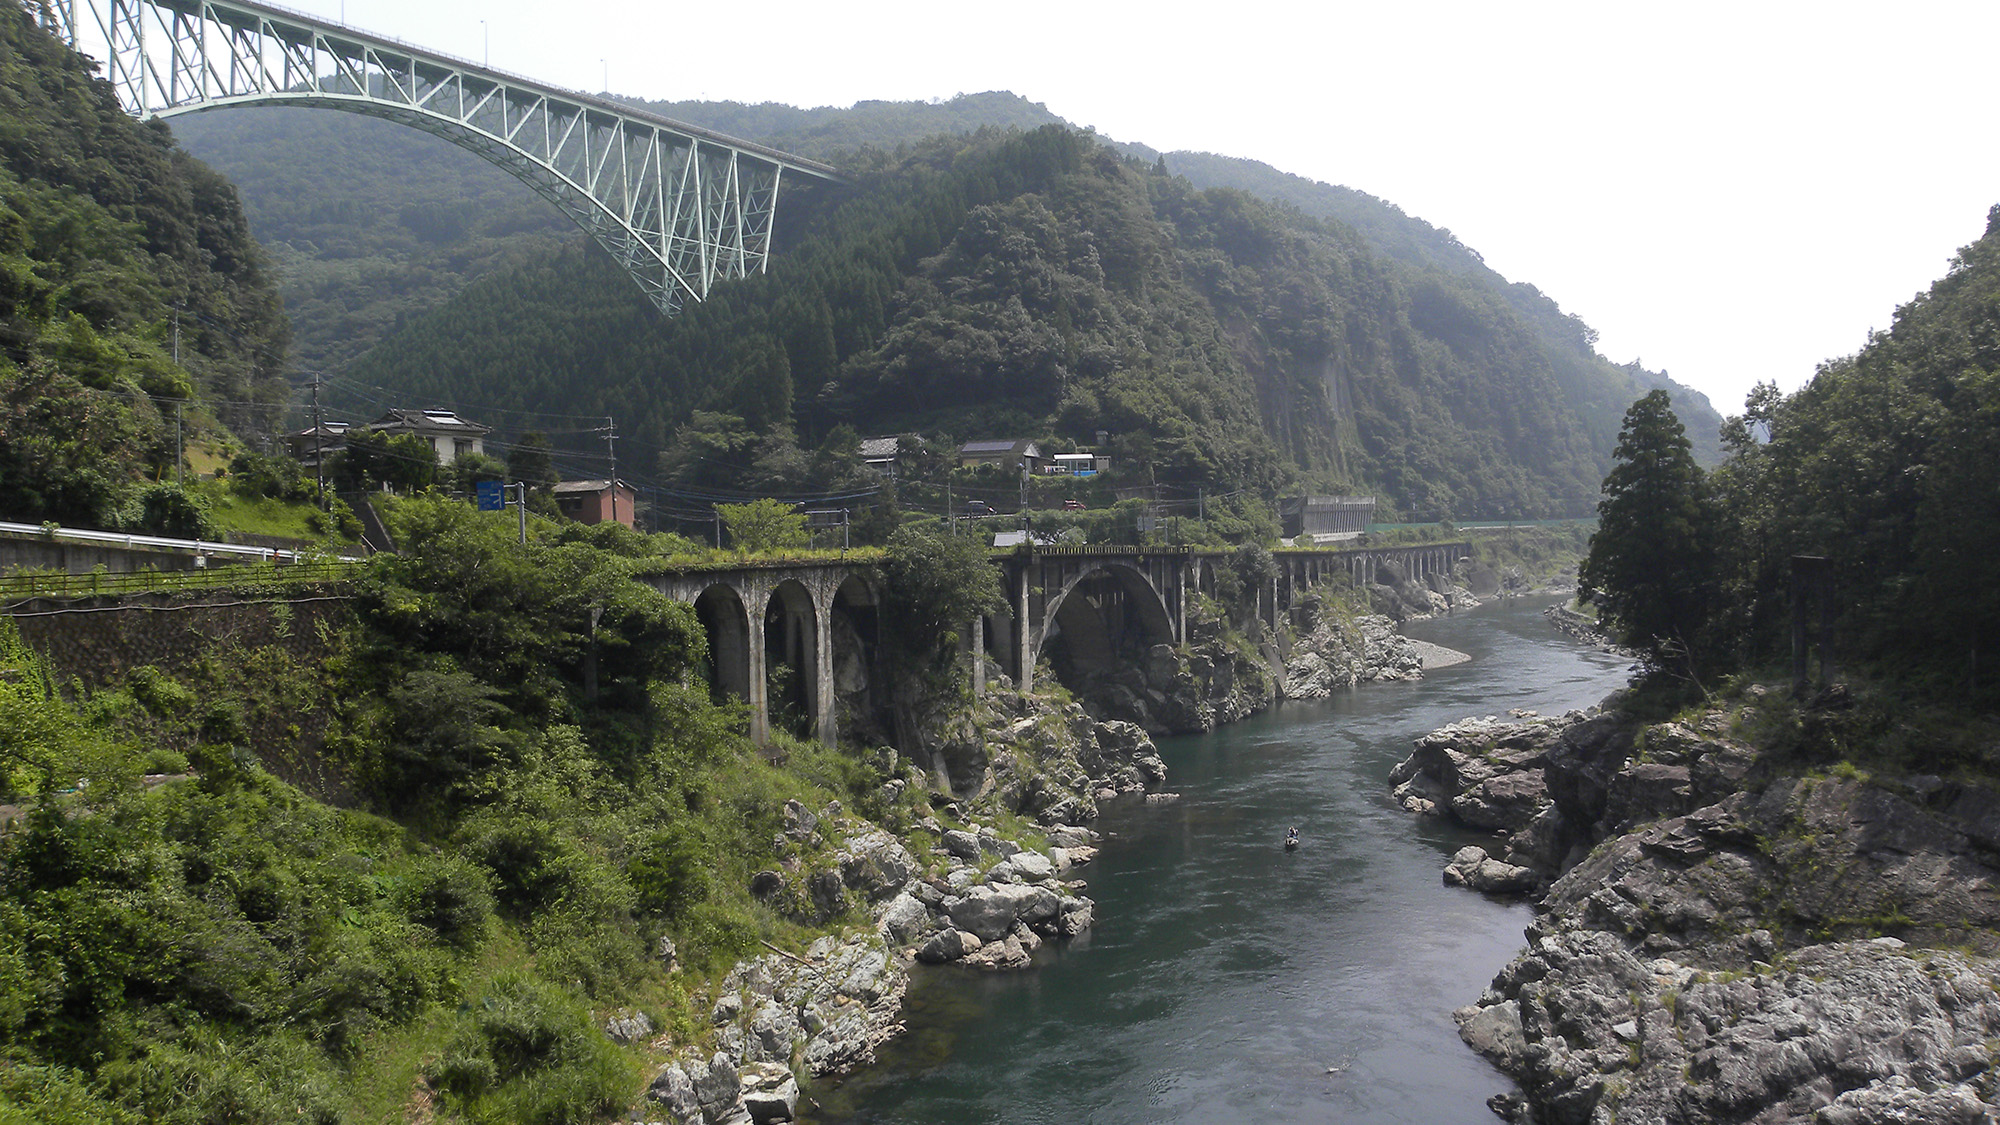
left=269, top=1, right=2000, bottom=415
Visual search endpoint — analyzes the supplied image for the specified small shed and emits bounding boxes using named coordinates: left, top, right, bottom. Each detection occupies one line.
left=860, top=435, right=905, bottom=476
left=553, top=479, right=636, bottom=529
left=1048, top=452, right=1109, bottom=476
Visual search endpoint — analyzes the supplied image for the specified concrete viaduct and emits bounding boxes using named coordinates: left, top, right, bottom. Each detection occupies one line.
left=645, top=542, right=1468, bottom=745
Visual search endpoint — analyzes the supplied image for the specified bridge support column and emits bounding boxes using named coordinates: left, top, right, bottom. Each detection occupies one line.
left=1015, top=564, right=1035, bottom=693
left=815, top=607, right=837, bottom=745
left=968, top=614, right=986, bottom=695
left=746, top=609, right=769, bottom=746
left=1174, top=560, right=1187, bottom=645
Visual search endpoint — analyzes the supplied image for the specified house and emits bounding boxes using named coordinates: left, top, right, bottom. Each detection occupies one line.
left=286, top=420, right=354, bottom=469
left=553, top=479, right=636, bottom=529
left=1281, top=495, right=1376, bottom=542
left=366, top=408, right=492, bottom=464
left=958, top=438, right=1044, bottom=472
left=860, top=435, right=905, bottom=476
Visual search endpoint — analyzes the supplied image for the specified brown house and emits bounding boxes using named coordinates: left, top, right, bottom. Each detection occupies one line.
left=958, top=438, right=1044, bottom=471
left=553, top=479, right=636, bottom=529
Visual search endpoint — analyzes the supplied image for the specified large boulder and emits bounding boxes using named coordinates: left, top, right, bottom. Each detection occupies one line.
left=987, top=850, right=1057, bottom=884
left=646, top=1064, right=702, bottom=1124
left=1442, top=845, right=1538, bottom=895
left=916, top=928, right=980, bottom=963
left=877, top=891, right=931, bottom=946
left=945, top=883, right=1058, bottom=942
left=691, top=1052, right=743, bottom=1121
left=837, top=829, right=916, bottom=900
left=738, top=1062, right=799, bottom=1124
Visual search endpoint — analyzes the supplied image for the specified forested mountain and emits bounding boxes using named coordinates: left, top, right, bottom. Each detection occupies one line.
left=166, top=109, right=568, bottom=375
left=0, top=5, right=288, bottom=524
left=167, top=82, right=1722, bottom=518
left=1153, top=151, right=1721, bottom=465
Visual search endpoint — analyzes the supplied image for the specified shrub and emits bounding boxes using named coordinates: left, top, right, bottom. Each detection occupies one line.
left=425, top=973, right=636, bottom=1125
left=395, top=854, right=495, bottom=949
left=128, top=483, right=215, bottom=540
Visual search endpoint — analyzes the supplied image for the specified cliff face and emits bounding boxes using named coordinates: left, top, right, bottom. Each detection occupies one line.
left=1392, top=694, right=2000, bottom=1123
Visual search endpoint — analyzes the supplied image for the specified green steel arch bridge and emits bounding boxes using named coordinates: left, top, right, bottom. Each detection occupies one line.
left=34, top=0, right=843, bottom=315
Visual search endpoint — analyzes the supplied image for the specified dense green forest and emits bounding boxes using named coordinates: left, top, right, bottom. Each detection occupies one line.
left=165, top=108, right=570, bottom=376
left=0, top=4, right=288, bottom=526
left=168, top=88, right=1720, bottom=522
left=1583, top=204, right=2000, bottom=706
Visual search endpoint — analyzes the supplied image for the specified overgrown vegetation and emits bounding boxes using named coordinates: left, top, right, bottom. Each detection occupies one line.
left=0, top=6, right=288, bottom=529
left=0, top=497, right=927, bottom=1123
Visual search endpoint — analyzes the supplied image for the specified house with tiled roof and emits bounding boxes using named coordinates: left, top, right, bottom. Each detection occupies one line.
left=366, top=408, right=492, bottom=464
left=958, top=438, right=1044, bottom=472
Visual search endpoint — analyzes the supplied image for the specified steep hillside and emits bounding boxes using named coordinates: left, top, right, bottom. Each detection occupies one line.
left=342, top=127, right=1615, bottom=517
left=0, top=6, right=289, bottom=525
left=1156, top=150, right=1722, bottom=463
left=166, top=108, right=568, bottom=375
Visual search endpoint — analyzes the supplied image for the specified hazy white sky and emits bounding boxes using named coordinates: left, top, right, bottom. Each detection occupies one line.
left=283, top=0, right=2000, bottom=416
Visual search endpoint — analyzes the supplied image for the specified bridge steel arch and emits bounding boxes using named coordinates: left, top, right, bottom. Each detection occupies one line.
left=40, top=0, right=841, bottom=314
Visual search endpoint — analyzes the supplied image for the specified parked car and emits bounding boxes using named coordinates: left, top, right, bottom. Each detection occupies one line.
left=964, top=500, right=995, bottom=517
left=1061, top=498, right=1086, bottom=511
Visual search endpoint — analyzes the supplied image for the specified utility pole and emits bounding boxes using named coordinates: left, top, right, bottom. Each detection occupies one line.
left=602, top=415, right=619, bottom=527
left=515, top=481, right=527, bottom=544
left=310, top=373, right=325, bottom=507
left=174, top=402, right=183, bottom=486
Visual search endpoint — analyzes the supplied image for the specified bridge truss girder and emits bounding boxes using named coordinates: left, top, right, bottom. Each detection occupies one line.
left=37, top=0, right=840, bottom=314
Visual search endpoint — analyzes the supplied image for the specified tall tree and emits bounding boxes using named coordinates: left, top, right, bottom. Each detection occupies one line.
left=1580, top=391, right=1720, bottom=678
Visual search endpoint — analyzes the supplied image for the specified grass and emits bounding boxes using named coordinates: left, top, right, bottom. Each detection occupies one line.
left=199, top=488, right=361, bottom=547
left=339, top=931, right=537, bottom=1125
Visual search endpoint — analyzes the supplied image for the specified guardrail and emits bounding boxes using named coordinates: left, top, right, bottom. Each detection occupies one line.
left=0, top=559, right=366, bottom=600
left=0, top=520, right=363, bottom=563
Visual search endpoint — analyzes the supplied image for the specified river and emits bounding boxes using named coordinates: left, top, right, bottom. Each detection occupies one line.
left=809, top=597, right=1633, bottom=1125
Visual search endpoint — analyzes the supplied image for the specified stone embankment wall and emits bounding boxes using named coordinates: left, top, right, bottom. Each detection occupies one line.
left=8, top=590, right=351, bottom=692
left=6, top=590, right=356, bottom=801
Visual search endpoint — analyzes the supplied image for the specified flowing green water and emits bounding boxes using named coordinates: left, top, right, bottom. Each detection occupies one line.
left=810, top=598, right=1632, bottom=1124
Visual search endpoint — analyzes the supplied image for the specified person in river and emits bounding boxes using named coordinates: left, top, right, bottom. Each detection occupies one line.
left=1284, top=826, right=1300, bottom=849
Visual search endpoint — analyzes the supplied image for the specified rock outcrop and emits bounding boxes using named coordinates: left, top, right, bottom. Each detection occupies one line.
left=1403, top=691, right=2000, bottom=1123
left=1461, top=933, right=2000, bottom=1125
left=661, top=798, right=1103, bottom=1123
left=1283, top=608, right=1425, bottom=698
left=901, top=687, right=1170, bottom=812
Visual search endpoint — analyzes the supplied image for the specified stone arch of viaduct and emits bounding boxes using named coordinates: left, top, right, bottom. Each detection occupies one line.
left=646, top=542, right=1467, bottom=744
left=649, top=564, right=881, bottom=747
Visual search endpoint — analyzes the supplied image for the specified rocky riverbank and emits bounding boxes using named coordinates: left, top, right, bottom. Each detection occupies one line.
left=644, top=587, right=1468, bottom=1124
left=637, top=699, right=1169, bottom=1123
left=1391, top=693, right=2000, bottom=1123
